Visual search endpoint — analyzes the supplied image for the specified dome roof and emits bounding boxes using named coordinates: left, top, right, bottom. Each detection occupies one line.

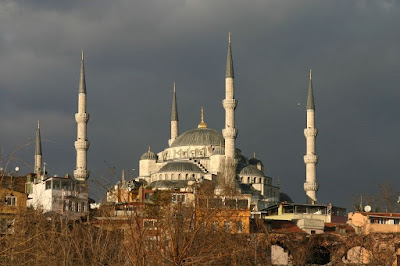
left=279, top=192, right=293, bottom=203
left=237, top=164, right=264, bottom=177
left=151, top=180, right=188, bottom=189
left=158, top=161, right=203, bottom=173
left=212, top=146, right=225, bottom=155
left=170, top=128, right=224, bottom=148
left=249, top=157, right=262, bottom=165
left=141, top=150, right=157, bottom=160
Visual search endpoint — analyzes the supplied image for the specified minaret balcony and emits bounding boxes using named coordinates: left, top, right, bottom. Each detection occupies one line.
left=74, top=169, right=90, bottom=180
left=75, top=113, right=90, bottom=123
left=74, top=140, right=90, bottom=150
left=303, top=154, right=318, bottom=164
left=304, top=181, right=319, bottom=192
left=304, top=128, right=318, bottom=137
left=222, top=99, right=237, bottom=110
left=222, top=128, right=237, bottom=138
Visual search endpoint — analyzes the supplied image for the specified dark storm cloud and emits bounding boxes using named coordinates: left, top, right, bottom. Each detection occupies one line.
left=1, top=0, right=400, bottom=207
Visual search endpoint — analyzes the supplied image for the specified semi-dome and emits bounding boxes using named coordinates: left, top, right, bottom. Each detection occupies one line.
left=141, top=149, right=157, bottom=160
left=170, top=128, right=224, bottom=148
left=237, top=164, right=264, bottom=177
left=158, top=161, right=203, bottom=173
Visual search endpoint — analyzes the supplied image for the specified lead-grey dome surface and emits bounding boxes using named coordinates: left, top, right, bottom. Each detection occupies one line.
left=158, top=161, right=202, bottom=173
left=237, top=164, right=265, bottom=177
left=141, top=150, right=157, bottom=160
left=151, top=180, right=188, bottom=189
left=170, top=128, right=224, bottom=148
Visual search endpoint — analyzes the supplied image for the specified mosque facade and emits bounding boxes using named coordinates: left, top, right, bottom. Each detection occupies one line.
left=136, top=35, right=282, bottom=209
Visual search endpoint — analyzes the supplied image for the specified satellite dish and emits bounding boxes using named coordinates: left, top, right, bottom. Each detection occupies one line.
left=364, top=205, right=372, bottom=212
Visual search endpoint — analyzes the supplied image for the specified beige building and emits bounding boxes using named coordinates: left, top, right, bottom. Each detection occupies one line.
left=348, top=211, right=400, bottom=234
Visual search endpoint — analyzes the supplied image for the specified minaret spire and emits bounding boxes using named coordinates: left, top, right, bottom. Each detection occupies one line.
left=34, top=121, right=42, bottom=175
left=303, top=69, right=318, bottom=204
left=307, top=69, right=315, bottom=110
left=79, top=50, right=86, bottom=93
left=169, top=82, right=179, bottom=146
left=222, top=33, right=238, bottom=191
left=74, top=51, right=90, bottom=181
left=226, top=32, right=234, bottom=78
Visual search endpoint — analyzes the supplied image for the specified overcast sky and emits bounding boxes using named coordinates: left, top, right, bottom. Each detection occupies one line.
left=1, top=0, right=399, bottom=209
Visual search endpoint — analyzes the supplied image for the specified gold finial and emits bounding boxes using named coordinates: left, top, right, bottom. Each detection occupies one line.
left=37, top=120, right=40, bottom=129
left=173, top=82, right=176, bottom=92
left=228, top=32, right=231, bottom=44
left=198, top=106, right=208, bottom=128
left=81, top=50, right=84, bottom=60
left=122, top=169, right=125, bottom=184
left=253, top=152, right=256, bottom=158
left=148, top=145, right=151, bottom=152
left=309, top=68, right=312, bottom=80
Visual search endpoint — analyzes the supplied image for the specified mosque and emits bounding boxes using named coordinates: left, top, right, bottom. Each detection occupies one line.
left=134, top=34, right=317, bottom=209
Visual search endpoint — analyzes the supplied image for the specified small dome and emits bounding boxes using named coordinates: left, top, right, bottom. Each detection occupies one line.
left=141, top=146, right=157, bottom=160
left=158, top=161, right=202, bottom=173
left=170, top=128, right=224, bottom=148
left=279, top=192, right=293, bottom=203
left=237, top=164, right=264, bottom=177
left=212, top=146, right=225, bottom=155
left=249, top=153, right=263, bottom=165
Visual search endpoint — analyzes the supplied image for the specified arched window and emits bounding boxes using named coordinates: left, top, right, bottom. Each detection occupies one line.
left=253, top=177, right=256, bottom=183
left=247, top=177, right=250, bottom=183
left=241, top=177, right=243, bottom=182
left=165, top=174, right=168, bottom=180
left=259, top=178, right=262, bottom=183
left=178, top=174, right=181, bottom=180
left=171, top=174, right=175, bottom=179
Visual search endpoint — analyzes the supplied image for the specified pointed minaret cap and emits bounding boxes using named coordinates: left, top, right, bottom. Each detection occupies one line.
left=306, top=69, right=315, bottom=110
left=225, top=32, right=234, bottom=78
left=79, top=50, right=86, bottom=93
left=171, top=82, right=178, bottom=121
left=198, top=106, right=208, bottom=128
left=35, top=120, right=42, bottom=156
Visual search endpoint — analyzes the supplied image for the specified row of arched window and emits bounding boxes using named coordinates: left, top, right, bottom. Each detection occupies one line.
left=153, top=173, right=200, bottom=181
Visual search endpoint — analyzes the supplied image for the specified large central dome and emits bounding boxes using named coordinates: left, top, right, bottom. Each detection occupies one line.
left=170, top=128, right=224, bottom=148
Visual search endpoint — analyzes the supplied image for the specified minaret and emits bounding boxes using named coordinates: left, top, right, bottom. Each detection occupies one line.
left=303, top=69, right=318, bottom=204
left=169, top=82, right=179, bottom=146
left=73, top=51, right=90, bottom=181
left=222, top=32, right=238, bottom=160
left=34, top=121, right=42, bottom=175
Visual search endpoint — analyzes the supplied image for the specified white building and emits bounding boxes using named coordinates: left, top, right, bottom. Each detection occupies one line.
left=27, top=175, right=89, bottom=219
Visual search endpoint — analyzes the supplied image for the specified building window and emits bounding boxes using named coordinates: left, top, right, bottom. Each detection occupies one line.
left=172, top=193, right=186, bottom=203
left=45, top=180, right=52, bottom=190
left=212, top=221, right=218, bottom=232
left=236, top=221, right=244, bottom=233
left=5, top=196, right=17, bottom=206
left=224, top=221, right=231, bottom=233
left=259, top=178, right=262, bottom=183
left=247, top=177, right=250, bottom=183
left=178, top=174, right=181, bottom=180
